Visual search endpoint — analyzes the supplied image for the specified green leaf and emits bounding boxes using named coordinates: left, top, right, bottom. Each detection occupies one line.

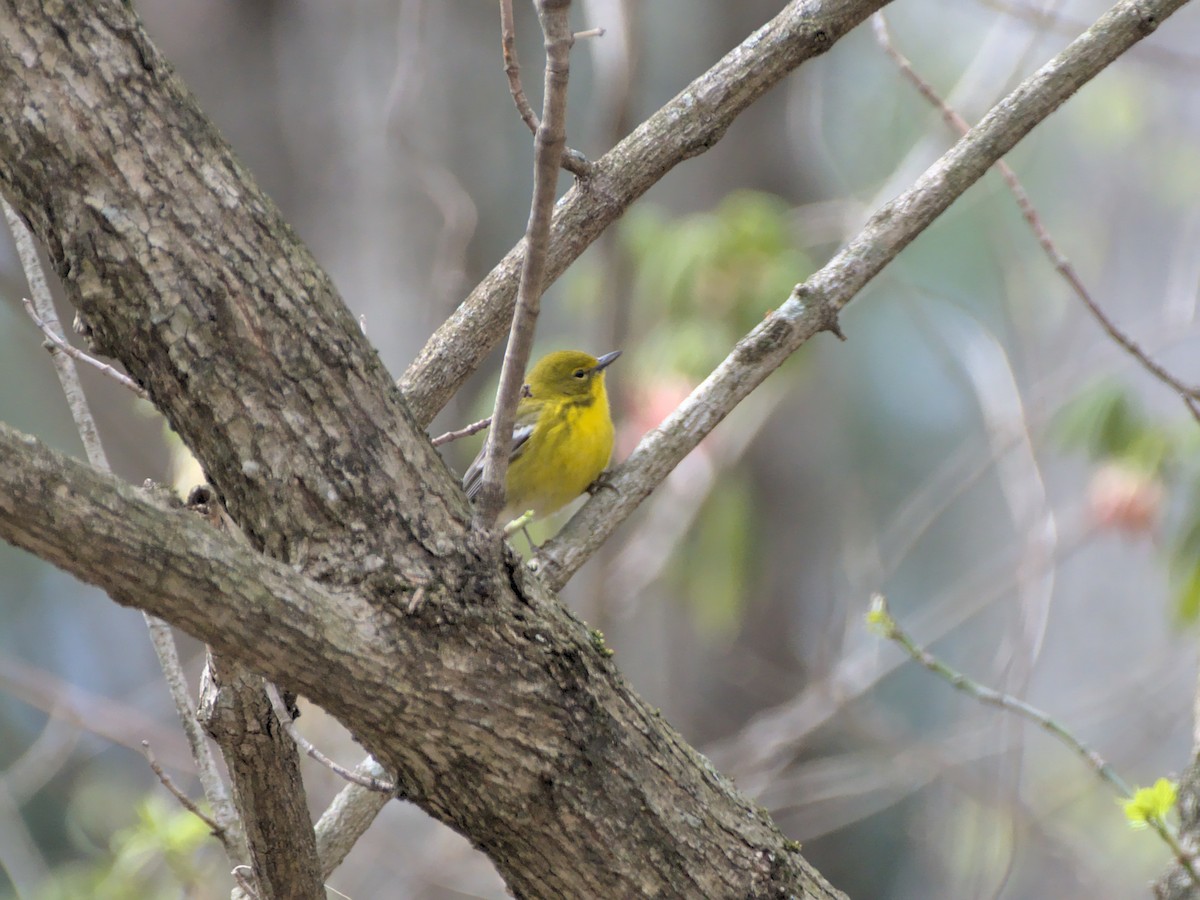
left=1173, top=563, right=1200, bottom=624
left=1122, top=778, right=1177, bottom=829
left=1054, top=381, right=1146, bottom=461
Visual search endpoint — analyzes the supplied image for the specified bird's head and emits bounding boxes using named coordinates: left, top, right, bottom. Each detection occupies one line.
left=526, top=349, right=621, bottom=400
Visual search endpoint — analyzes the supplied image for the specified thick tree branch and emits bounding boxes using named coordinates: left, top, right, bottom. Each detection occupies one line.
left=0, top=7, right=848, bottom=893
left=399, top=0, right=889, bottom=425
left=534, top=0, right=1193, bottom=589
left=0, top=422, right=844, bottom=899
left=198, top=655, right=323, bottom=900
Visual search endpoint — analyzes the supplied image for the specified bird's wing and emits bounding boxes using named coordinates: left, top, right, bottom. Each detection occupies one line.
left=462, top=420, right=536, bottom=502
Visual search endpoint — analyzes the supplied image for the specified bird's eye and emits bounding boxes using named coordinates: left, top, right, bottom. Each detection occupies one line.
left=573, top=369, right=586, bottom=379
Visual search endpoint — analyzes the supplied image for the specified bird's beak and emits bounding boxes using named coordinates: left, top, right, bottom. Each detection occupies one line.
left=593, top=350, right=621, bottom=372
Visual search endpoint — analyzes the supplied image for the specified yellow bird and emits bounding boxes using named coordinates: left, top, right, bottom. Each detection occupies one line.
left=464, top=349, right=619, bottom=525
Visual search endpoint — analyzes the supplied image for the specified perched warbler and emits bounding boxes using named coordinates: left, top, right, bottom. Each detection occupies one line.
left=463, top=349, right=620, bottom=525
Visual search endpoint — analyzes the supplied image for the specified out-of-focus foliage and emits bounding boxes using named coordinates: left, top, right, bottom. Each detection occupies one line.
left=1055, top=381, right=1200, bottom=621
left=565, top=191, right=810, bottom=634
left=617, top=191, right=812, bottom=380
left=37, top=794, right=217, bottom=900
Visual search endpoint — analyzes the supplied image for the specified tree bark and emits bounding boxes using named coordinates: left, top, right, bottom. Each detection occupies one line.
left=0, top=1, right=850, bottom=896
left=2, top=0, right=1189, bottom=895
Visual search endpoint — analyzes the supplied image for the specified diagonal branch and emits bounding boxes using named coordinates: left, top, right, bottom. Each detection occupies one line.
left=534, top=0, right=1193, bottom=590
left=0, top=422, right=845, bottom=899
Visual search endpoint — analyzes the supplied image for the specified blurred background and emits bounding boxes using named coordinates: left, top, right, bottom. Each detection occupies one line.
left=4, top=0, right=1200, bottom=897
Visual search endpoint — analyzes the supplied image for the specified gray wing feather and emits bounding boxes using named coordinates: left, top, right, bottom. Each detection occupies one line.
left=463, top=423, right=535, bottom=501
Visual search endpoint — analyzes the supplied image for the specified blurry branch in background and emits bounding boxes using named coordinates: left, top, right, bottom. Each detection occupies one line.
left=0, top=654, right=192, bottom=765
left=875, top=19, right=1200, bottom=887
left=907, top=303, right=1056, bottom=893
left=873, top=11, right=1200, bottom=429
left=760, top=649, right=1189, bottom=847
left=709, top=512, right=1099, bottom=791
left=867, top=595, right=1200, bottom=888
left=535, top=0, right=1192, bottom=591
left=384, top=1, right=479, bottom=319
left=400, top=0, right=887, bottom=424
left=19, top=297, right=149, bottom=401
left=979, top=0, right=1200, bottom=71
left=0, top=704, right=77, bottom=894
left=0, top=199, right=248, bottom=864
left=498, top=0, right=592, bottom=177
left=475, top=0, right=576, bottom=526
left=607, top=382, right=788, bottom=615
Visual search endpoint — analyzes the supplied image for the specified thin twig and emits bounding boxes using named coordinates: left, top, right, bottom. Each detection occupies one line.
left=475, top=0, right=577, bottom=527
left=497, top=0, right=593, bottom=178
left=431, top=415, right=491, bottom=447
left=141, top=741, right=226, bottom=837
left=263, top=682, right=396, bottom=793
left=873, top=11, right=1200, bottom=414
left=20, top=297, right=150, bottom=401
left=868, top=594, right=1200, bottom=887
left=500, top=0, right=540, bottom=134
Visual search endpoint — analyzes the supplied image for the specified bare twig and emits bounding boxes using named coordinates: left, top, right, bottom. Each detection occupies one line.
left=263, top=682, right=396, bottom=793
left=142, top=741, right=226, bottom=837
left=872, top=12, right=1200, bottom=417
left=20, top=297, right=149, bottom=401
left=868, top=594, right=1200, bottom=888
left=533, top=0, right=1193, bottom=590
left=431, top=415, right=491, bottom=447
left=475, top=0, right=577, bottom=527
left=2, top=198, right=245, bottom=856
left=498, top=0, right=593, bottom=177
left=500, top=0, right=540, bottom=134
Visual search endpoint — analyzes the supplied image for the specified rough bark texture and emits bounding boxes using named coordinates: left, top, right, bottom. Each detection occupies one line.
left=0, top=2, right=846, bottom=896
left=198, top=654, right=323, bottom=900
